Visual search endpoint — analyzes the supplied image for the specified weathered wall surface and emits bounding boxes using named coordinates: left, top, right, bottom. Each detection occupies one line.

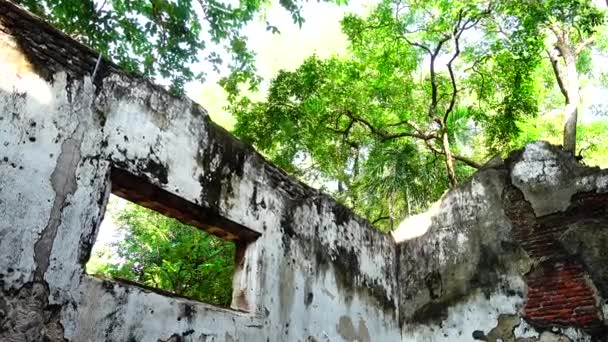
left=0, top=2, right=398, bottom=341
left=3, top=2, right=608, bottom=341
left=395, top=142, right=608, bottom=341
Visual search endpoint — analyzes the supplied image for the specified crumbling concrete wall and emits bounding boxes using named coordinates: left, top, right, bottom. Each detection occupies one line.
left=0, top=2, right=398, bottom=341
left=395, top=142, right=608, bottom=341
left=3, top=2, right=608, bottom=341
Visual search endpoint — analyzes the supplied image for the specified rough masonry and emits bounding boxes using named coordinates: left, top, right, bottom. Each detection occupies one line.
left=395, top=143, right=608, bottom=341
left=1, top=1, right=608, bottom=341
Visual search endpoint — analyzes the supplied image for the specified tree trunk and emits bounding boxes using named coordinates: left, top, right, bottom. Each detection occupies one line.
left=388, top=191, right=395, bottom=231
left=405, top=186, right=411, bottom=216
left=350, top=148, right=359, bottom=205
left=548, top=32, right=581, bottom=154
left=441, top=131, right=458, bottom=187
left=562, top=55, right=580, bottom=154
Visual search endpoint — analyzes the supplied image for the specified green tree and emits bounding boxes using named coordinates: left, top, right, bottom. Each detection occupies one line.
left=88, top=200, right=236, bottom=306
left=513, top=114, right=608, bottom=167
left=15, top=0, right=345, bottom=93
left=230, top=0, right=543, bottom=230
left=491, top=0, right=606, bottom=153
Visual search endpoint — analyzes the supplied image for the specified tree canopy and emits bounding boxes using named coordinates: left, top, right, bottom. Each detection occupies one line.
left=229, top=0, right=608, bottom=231
left=15, top=0, right=345, bottom=93
left=38, top=0, right=605, bottom=234
left=493, top=0, right=606, bottom=153
left=230, top=0, right=508, bottom=228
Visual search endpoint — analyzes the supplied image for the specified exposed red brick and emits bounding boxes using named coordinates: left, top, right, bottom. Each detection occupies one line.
left=503, top=185, right=604, bottom=329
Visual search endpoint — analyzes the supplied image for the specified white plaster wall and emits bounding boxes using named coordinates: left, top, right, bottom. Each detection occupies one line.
left=3, top=5, right=608, bottom=341
left=511, top=141, right=608, bottom=216
left=0, top=26, right=400, bottom=342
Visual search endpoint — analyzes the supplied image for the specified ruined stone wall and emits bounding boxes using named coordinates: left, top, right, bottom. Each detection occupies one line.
left=0, top=2, right=399, bottom=341
left=3, top=2, right=608, bottom=341
left=395, top=143, right=608, bottom=341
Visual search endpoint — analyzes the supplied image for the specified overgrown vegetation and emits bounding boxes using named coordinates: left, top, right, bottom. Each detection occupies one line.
left=87, top=198, right=236, bottom=306
left=231, top=0, right=608, bottom=230
left=16, top=0, right=345, bottom=93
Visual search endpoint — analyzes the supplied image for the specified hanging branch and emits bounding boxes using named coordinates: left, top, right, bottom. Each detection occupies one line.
left=327, top=110, right=479, bottom=169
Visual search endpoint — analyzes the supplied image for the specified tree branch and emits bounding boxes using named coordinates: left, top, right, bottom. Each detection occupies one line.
left=575, top=36, right=595, bottom=55
left=547, top=48, right=569, bottom=101
left=427, top=36, right=450, bottom=121
left=425, top=141, right=481, bottom=169
left=342, top=111, right=436, bottom=141
left=372, top=216, right=390, bottom=225
left=382, top=131, right=437, bottom=141
left=443, top=8, right=487, bottom=124
left=401, top=35, right=431, bottom=54
left=444, top=10, right=465, bottom=123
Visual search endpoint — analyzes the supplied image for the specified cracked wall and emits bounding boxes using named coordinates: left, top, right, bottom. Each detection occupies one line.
left=395, top=142, right=608, bottom=341
left=3, top=2, right=608, bottom=341
left=0, top=2, right=398, bottom=341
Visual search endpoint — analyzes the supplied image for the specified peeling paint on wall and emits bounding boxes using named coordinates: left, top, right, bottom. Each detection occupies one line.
left=3, top=2, right=608, bottom=341
left=397, top=142, right=608, bottom=341
left=0, top=2, right=399, bottom=341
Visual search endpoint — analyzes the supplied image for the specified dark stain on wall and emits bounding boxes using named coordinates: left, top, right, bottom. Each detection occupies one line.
left=197, top=117, right=249, bottom=212
left=0, top=281, right=67, bottom=341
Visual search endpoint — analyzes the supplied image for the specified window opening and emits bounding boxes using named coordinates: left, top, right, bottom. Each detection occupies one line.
left=86, top=167, right=259, bottom=307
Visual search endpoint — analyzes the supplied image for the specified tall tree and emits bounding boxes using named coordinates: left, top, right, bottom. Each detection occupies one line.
left=374, top=0, right=493, bottom=186
left=496, top=0, right=606, bottom=153
left=230, top=0, right=541, bottom=229
left=15, top=0, right=345, bottom=93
